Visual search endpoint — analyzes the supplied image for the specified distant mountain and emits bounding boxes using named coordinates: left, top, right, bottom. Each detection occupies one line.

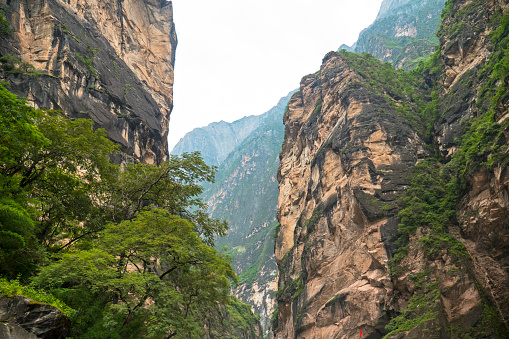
left=339, top=0, right=446, bottom=69
left=171, top=114, right=268, bottom=167
left=170, top=91, right=294, bottom=335
left=199, top=91, right=295, bottom=336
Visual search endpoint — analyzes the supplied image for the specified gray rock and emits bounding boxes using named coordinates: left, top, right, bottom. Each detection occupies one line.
left=0, top=296, right=69, bottom=339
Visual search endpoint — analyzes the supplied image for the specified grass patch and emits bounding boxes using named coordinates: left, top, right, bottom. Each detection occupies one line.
left=74, top=43, right=101, bottom=80
left=59, top=23, right=81, bottom=43
left=0, top=278, right=75, bottom=318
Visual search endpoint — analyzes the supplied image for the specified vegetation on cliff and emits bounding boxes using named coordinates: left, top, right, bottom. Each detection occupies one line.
left=0, top=83, right=259, bottom=338
left=330, top=3, right=509, bottom=335
left=274, top=0, right=509, bottom=337
left=384, top=0, right=509, bottom=336
left=341, top=0, right=447, bottom=70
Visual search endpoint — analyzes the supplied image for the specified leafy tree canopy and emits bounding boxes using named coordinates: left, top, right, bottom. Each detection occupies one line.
left=0, top=82, right=250, bottom=338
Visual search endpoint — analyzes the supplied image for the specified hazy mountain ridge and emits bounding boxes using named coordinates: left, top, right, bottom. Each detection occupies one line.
left=171, top=113, right=270, bottom=167
left=199, top=91, right=295, bottom=336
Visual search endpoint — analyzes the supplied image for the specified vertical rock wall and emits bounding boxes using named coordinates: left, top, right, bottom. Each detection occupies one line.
left=435, top=0, right=509, bottom=330
left=274, top=0, right=509, bottom=337
left=274, top=54, right=429, bottom=338
left=0, top=0, right=176, bottom=163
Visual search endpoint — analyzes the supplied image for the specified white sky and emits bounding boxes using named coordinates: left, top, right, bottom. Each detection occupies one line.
left=168, top=0, right=384, bottom=151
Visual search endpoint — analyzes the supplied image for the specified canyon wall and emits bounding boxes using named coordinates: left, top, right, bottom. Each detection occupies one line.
left=0, top=0, right=176, bottom=163
left=275, top=0, right=509, bottom=337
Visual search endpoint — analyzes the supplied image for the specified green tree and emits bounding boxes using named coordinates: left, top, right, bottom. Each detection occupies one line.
left=26, top=111, right=118, bottom=249
left=105, top=152, right=227, bottom=246
left=0, top=198, right=40, bottom=278
left=0, top=82, right=48, bottom=195
left=0, top=83, right=251, bottom=337
left=33, top=209, right=236, bottom=338
left=0, top=81, right=119, bottom=277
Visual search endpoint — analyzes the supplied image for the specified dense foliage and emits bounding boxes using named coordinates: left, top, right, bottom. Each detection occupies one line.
left=0, top=82, right=250, bottom=338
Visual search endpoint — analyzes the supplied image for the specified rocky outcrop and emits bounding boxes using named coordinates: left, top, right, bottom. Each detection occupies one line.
left=340, top=0, right=446, bottom=70
left=274, top=52, right=429, bottom=338
left=275, top=0, right=509, bottom=337
left=0, top=0, right=176, bottom=163
left=0, top=295, right=69, bottom=339
left=434, top=0, right=509, bottom=331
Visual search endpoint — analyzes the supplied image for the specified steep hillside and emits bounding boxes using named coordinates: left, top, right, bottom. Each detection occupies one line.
left=200, top=91, right=295, bottom=336
left=172, top=114, right=270, bottom=167
left=340, top=0, right=446, bottom=69
left=0, top=0, right=176, bottom=164
left=275, top=0, right=509, bottom=338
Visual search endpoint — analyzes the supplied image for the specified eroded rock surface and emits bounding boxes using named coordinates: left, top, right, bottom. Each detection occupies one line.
left=0, top=295, right=69, bottom=339
left=0, top=0, right=176, bottom=163
left=434, top=0, right=509, bottom=330
left=275, top=0, right=509, bottom=337
left=274, top=53, right=429, bottom=338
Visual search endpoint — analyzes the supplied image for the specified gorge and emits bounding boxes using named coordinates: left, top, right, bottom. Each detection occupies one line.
left=0, top=0, right=508, bottom=338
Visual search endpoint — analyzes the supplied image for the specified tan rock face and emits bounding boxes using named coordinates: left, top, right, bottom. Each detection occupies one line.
left=0, top=0, right=176, bottom=163
left=274, top=53, right=429, bottom=338
left=456, top=156, right=509, bottom=329
left=387, top=228, right=485, bottom=339
left=434, top=0, right=509, bottom=328
left=61, top=0, right=176, bottom=120
left=275, top=0, right=509, bottom=337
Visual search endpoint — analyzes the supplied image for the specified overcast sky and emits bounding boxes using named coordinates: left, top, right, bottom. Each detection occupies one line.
left=168, top=0, right=384, bottom=151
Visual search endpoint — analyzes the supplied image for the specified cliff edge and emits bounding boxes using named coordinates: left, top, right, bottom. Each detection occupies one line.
left=0, top=0, right=177, bottom=163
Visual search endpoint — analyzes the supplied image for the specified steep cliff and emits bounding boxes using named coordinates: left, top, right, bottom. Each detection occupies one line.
left=0, top=0, right=176, bottom=163
left=275, top=0, right=509, bottom=338
left=274, top=51, right=430, bottom=338
left=340, top=0, right=446, bottom=70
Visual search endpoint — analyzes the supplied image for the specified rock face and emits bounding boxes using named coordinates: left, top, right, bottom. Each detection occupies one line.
left=171, top=114, right=272, bottom=167
left=0, top=295, right=69, bottom=339
left=434, top=0, right=509, bottom=332
left=274, top=53, right=429, bottom=338
left=340, top=0, right=446, bottom=69
left=0, top=0, right=176, bottom=163
left=275, top=0, right=509, bottom=338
